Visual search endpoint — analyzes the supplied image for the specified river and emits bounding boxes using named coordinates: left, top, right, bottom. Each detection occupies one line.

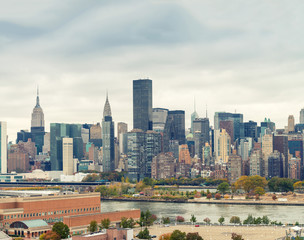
left=101, top=200, right=304, bottom=224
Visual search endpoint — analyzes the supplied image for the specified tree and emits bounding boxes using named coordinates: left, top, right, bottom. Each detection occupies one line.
left=101, top=218, right=111, bottom=229
left=206, top=193, right=212, bottom=200
left=162, top=217, right=171, bottom=224
left=214, top=193, right=221, bottom=200
left=190, top=215, right=197, bottom=224
left=230, top=216, right=241, bottom=224
left=186, top=232, right=203, bottom=240
left=235, top=176, right=267, bottom=193
left=217, top=182, right=230, bottom=194
left=293, top=181, right=303, bottom=191
left=138, top=210, right=156, bottom=227
left=138, top=227, right=150, bottom=239
left=203, top=217, right=211, bottom=224
left=159, top=233, right=171, bottom=240
left=231, top=233, right=244, bottom=240
left=88, top=220, right=98, bottom=233
left=218, top=216, right=225, bottom=225
left=243, top=215, right=254, bottom=225
left=40, top=231, right=60, bottom=240
left=170, top=230, right=186, bottom=240
left=262, top=216, right=270, bottom=225
left=52, top=222, right=70, bottom=239
left=268, top=177, right=294, bottom=192
left=120, top=217, right=136, bottom=228
left=176, top=216, right=185, bottom=222
left=254, top=187, right=265, bottom=196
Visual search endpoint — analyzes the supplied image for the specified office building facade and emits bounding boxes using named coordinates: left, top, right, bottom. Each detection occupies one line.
left=133, top=79, right=152, bottom=132
left=0, top=122, right=7, bottom=173
left=50, top=123, right=83, bottom=171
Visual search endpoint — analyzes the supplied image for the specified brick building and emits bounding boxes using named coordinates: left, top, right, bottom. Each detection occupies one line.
left=0, top=193, right=140, bottom=238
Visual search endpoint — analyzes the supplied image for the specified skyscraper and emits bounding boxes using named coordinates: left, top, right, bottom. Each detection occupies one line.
left=190, top=100, right=199, bottom=134
left=102, top=94, right=115, bottom=172
left=0, top=122, right=7, bottom=173
left=127, top=129, right=161, bottom=181
left=262, top=134, right=273, bottom=178
left=244, top=121, right=257, bottom=140
left=133, top=79, right=152, bottom=132
left=117, top=122, right=128, bottom=154
left=214, top=112, right=243, bottom=141
left=288, top=115, right=295, bottom=133
left=152, top=108, right=168, bottom=133
left=193, top=118, right=210, bottom=160
left=163, top=110, right=186, bottom=152
left=300, top=109, right=304, bottom=124
left=62, top=138, right=73, bottom=175
left=31, top=88, right=45, bottom=153
left=50, top=123, right=83, bottom=171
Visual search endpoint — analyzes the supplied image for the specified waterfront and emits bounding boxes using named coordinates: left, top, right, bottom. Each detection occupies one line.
left=101, top=200, right=304, bottom=224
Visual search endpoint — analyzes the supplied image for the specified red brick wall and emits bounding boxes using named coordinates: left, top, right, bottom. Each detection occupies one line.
left=63, top=209, right=140, bottom=228
left=0, top=194, right=101, bottom=225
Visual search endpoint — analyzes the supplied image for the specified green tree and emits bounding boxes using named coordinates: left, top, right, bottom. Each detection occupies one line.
left=88, top=220, right=98, bottom=233
left=143, top=177, right=154, bottom=186
left=170, top=230, right=186, bottom=240
left=52, top=222, right=70, bottom=239
left=217, top=182, right=230, bottom=194
left=230, top=216, right=241, bottom=224
left=162, top=217, right=171, bottom=224
left=101, top=218, right=111, bottom=229
left=190, top=214, right=197, bottom=224
left=186, top=232, right=203, bottom=240
left=137, top=227, right=150, bottom=239
left=262, top=216, right=270, bottom=225
left=218, top=216, right=225, bottom=225
left=243, top=214, right=254, bottom=224
left=268, top=177, right=294, bottom=192
left=120, top=217, right=135, bottom=228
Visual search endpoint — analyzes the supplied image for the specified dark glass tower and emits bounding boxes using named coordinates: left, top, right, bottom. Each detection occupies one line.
left=50, top=123, right=83, bottom=171
left=163, top=110, right=186, bottom=152
left=133, top=79, right=152, bottom=132
left=102, top=94, right=115, bottom=172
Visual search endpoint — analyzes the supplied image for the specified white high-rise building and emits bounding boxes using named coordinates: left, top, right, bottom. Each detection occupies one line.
left=62, top=138, right=73, bottom=175
left=300, top=108, right=304, bottom=124
left=0, top=122, right=7, bottom=173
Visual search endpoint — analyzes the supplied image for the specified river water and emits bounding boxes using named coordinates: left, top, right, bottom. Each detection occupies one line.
left=101, top=200, right=304, bottom=224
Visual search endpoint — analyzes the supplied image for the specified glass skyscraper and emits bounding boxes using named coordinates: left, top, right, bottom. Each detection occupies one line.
left=50, top=123, right=83, bottom=171
left=133, top=79, right=152, bottom=132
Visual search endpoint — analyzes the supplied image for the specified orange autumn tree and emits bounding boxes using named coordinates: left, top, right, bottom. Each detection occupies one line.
left=159, top=233, right=171, bottom=240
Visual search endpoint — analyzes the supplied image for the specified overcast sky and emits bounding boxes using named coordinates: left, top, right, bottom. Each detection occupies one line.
left=1, top=0, right=304, bottom=141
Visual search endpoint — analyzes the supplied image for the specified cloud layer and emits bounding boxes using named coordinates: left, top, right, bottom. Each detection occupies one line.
left=1, top=0, right=304, bottom=141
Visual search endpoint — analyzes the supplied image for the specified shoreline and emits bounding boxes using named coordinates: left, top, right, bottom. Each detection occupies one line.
left=100, top=197, right=304, bottom=206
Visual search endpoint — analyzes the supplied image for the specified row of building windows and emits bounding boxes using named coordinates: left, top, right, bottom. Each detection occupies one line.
left=3, top=206, right=100, bottom=220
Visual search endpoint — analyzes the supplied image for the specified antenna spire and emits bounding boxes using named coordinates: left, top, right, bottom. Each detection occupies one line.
left=206, top=104, right=208, bottom=118
left=35, top=85, right=40, bottom=107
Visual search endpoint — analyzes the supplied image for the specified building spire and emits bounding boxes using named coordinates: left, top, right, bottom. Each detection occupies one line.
left=35, top=85, right=40, bottom=107
left=194, top=97, right=196, bottom=112
left=206, top=104, right=208, bottom=118
left=103, top=92, right=112, bottom=117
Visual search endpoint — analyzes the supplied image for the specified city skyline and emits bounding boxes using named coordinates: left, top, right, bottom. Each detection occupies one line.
left=1, top=1, right=304, bottom=140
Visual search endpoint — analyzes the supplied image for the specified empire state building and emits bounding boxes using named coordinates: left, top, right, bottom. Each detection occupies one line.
left=31, top=88, right=45, bottom=153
